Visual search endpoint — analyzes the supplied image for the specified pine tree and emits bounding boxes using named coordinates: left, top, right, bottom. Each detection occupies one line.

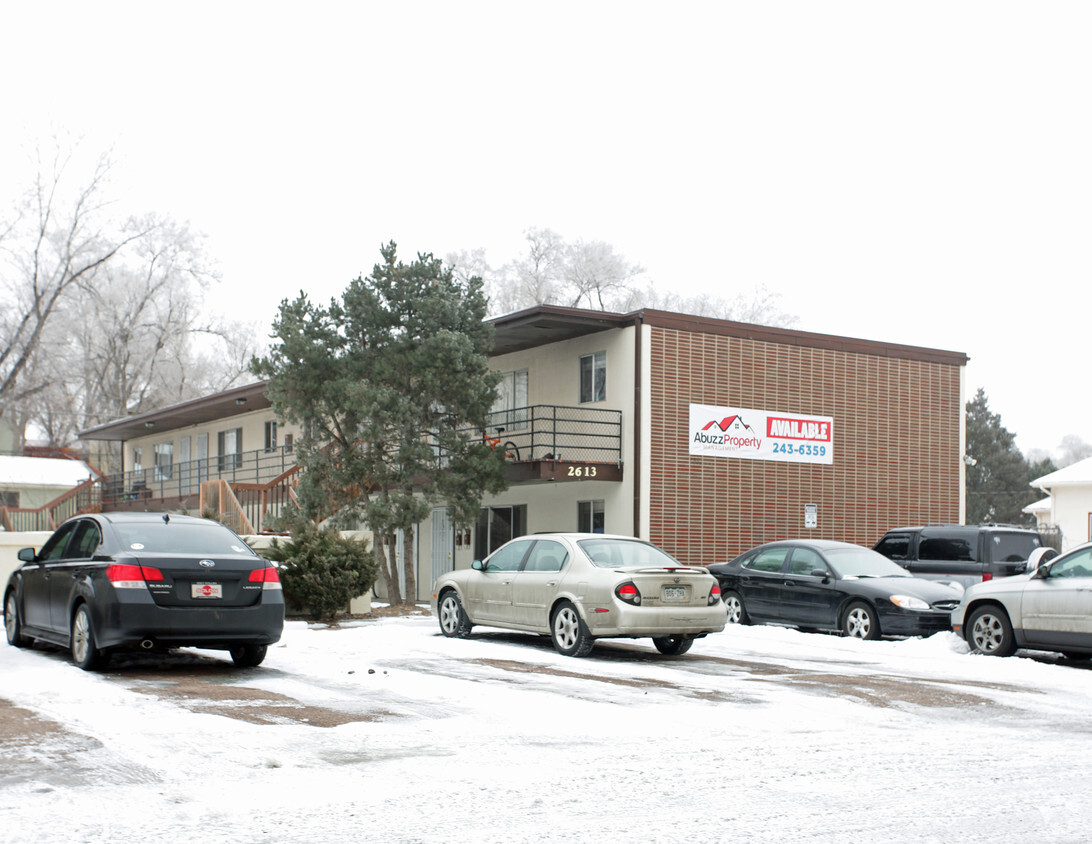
left=965, top=388, right=1052, bottom=524
left=253, top=242, right=507, bottom=604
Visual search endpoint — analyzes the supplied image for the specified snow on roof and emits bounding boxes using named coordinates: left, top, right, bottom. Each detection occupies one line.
left=1023, top=497, right=1052, bottom=514
left=1033, top=455, right=1092, bottom=489
left=0, top=455, right=93, bottom=488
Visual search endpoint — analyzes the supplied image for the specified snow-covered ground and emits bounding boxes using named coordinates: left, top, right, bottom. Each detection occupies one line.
left=2, top=614, right=1091, bottom=844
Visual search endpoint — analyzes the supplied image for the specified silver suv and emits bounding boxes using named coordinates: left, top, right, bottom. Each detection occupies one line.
left=873, top=524, right=1046, bottom=589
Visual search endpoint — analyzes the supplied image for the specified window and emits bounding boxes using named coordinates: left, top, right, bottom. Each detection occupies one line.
left=484, top=539, right=532, bottom=572
left=1049, top=547, right=1092, bottom=579
left=579, top=352, right=606, bottom=403
left=0, top=491, right=18, bottom=508
left=578, top=500, right=605, bottom=534
left=788, top=547, right=825, bottom=575
left=874, top=534, right=911, bottom=561
left=524, top=540, right=568, bottom=572
left=491, top=369, right=528, bottom=430
left=918, top=535, right=975, bottom=562
left=264, top=421, right=278, bottom=451
left=38, top=522, right=79, bottom=562
left=218, top=427, right=243, bottom=471
left=70, top=520, right=102, bottom=558
left=153, top=441, right=173, bottom=481
left=284, top=433, right=294, bottom=453
left=744, top=548, right=789, bottom=573
left=132, top=447, right=143, bottom=473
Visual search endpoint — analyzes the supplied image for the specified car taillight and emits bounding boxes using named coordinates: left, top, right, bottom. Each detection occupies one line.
left=249, top=567, right=282, bottom=590
left=982, top=573, right=993, bottom=582
left=106, top=564, right=164, bottom=589
left=616, top=581, right=641, bottom=605
left=708, top=583, right=722, bottom=606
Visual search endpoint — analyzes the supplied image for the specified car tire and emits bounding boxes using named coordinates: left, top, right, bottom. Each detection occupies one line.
left=966, top=604, right=1017, bottom=656
left=229, top=644, right=268, bottom=667
left=551, top=601, right=595, bottom=657
left=652, top=636, right=694, bottom=655
left=722, top=590, right=751, bottom=625
left=842, top=601, right=881, bottom=640
left=71, top=604, right=108, bottom=671
left=437, top=590, right=473, bottom=638
left=5, top=591, right=29, bottom=648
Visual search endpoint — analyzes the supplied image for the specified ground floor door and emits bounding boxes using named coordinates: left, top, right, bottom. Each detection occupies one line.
left=431, top=508, right=454, bottom=587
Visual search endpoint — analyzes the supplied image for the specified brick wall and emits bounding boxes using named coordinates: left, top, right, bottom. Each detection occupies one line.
left=648, top=325, right=962, bottom=565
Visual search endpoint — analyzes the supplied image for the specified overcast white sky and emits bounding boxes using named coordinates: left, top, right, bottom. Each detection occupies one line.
left=2, top=2, right=1088, bottom=457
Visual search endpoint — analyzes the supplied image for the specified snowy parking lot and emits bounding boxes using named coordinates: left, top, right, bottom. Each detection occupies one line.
left=3, top=612, right=1092, bottom=844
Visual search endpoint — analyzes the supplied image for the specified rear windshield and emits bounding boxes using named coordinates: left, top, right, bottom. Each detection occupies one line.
left=577, top=538, right=682, bottom=569
left=112, top=521, right=257, bottom=556
left=991, top=532, right=1042, bottom=563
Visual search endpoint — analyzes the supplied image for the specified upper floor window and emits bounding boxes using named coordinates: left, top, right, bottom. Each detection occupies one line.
left=579, top=352, right=606, bottom=403
left=0, top=491, right=19, bottom=508
left=492, top=369, right=529, bottom=431
left=218, top=427, right=243, bottom=471
left=264, top=421, right=278, bottom=451
left=153, top=442, right=174, bottom=481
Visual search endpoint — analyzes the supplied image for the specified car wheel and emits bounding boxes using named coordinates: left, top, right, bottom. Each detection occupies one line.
left=71, top=604, right=108, bottom=671
left=437, top=590, right=473, bottom=638
left=966, top=605, right=1016, bottom=656
left=229, top=644, right=268, bottom=668
left=722, top=590, right=750, bottom=625
left=4, top=591, right=29, bottom=648
left=842, top=602, right=880, bottom=640
left=551, top=601, right=595, bottom=657
left=652, top=636, right=694, bottom=655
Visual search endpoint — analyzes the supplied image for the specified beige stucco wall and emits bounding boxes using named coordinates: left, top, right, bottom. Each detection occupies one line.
left=485, top=323, right=637, bottom=535
left=124, top=407, right=302, bottom=473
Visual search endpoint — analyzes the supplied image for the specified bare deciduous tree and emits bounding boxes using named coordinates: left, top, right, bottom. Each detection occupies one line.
left=1, top=140, right=260, bottom=456
left=0, top=145, right=151, bottom=422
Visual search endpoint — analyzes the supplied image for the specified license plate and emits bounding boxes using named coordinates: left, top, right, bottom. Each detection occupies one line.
left=663, top=586, right=688, bottom=602
left=191, top=582, right=223, bottom=599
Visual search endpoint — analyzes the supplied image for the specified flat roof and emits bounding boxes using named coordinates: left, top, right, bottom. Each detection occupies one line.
left=80, top=307, right=968, bottom=441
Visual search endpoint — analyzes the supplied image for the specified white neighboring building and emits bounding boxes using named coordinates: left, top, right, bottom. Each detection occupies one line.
left=0, top=455, right=94, bottom=512
left=1030, top=456, right=1092, bottom=551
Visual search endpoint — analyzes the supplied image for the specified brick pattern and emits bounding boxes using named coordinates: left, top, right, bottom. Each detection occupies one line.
left=648, top=326, right=962, bottom=565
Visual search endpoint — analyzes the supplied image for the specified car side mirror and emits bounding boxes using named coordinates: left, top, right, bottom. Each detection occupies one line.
left=471, top=559, right=484, bottom=571
left=811, top=568, right=831, bottom=582
left=1032, top=562, right=1052, bottom=580
left=17, top=547, right=36, bottom=563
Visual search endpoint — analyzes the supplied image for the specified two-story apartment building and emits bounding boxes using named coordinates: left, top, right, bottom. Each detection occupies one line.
left=78, top=305, right=969, bottom=602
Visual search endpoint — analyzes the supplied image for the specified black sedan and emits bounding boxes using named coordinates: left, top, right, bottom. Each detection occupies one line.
left=708, top=539, right=962, bottom=639
left=4, top=512, right=284, bottom=669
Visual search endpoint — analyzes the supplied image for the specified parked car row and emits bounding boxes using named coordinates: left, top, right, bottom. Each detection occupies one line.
left=6, top=514, right=1086, bottom=668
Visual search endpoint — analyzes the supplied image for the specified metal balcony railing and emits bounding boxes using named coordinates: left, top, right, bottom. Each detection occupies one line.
left=475, top=404, right=622, bottom=465
left=102, top=445, right=299, bottom=506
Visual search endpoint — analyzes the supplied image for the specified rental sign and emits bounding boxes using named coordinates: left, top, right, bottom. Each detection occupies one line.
left=688, top=404, right=834, bottom=465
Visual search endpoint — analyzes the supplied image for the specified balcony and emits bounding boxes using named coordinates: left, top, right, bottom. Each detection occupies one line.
left=1, top=405, right=622, bottom=534
left=476, top=404, right=623, bottom=483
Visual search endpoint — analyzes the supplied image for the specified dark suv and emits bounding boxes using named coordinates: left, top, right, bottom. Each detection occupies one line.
left=873, top=524, right=1046, bottom=588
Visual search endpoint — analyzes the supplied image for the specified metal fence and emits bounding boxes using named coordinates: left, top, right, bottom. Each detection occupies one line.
left=477, top=405, right=622, bottom=465
left=103, top=445, right=298, bottom=505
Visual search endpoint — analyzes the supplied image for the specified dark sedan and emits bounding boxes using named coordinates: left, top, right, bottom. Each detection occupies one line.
left=4, top=512, right=284, bottom=669
left=708, top=539, right=962, bottom=639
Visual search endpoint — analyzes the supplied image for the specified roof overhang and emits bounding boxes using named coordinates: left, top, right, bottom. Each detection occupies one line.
left=79, top=382, right=272, bottom=442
